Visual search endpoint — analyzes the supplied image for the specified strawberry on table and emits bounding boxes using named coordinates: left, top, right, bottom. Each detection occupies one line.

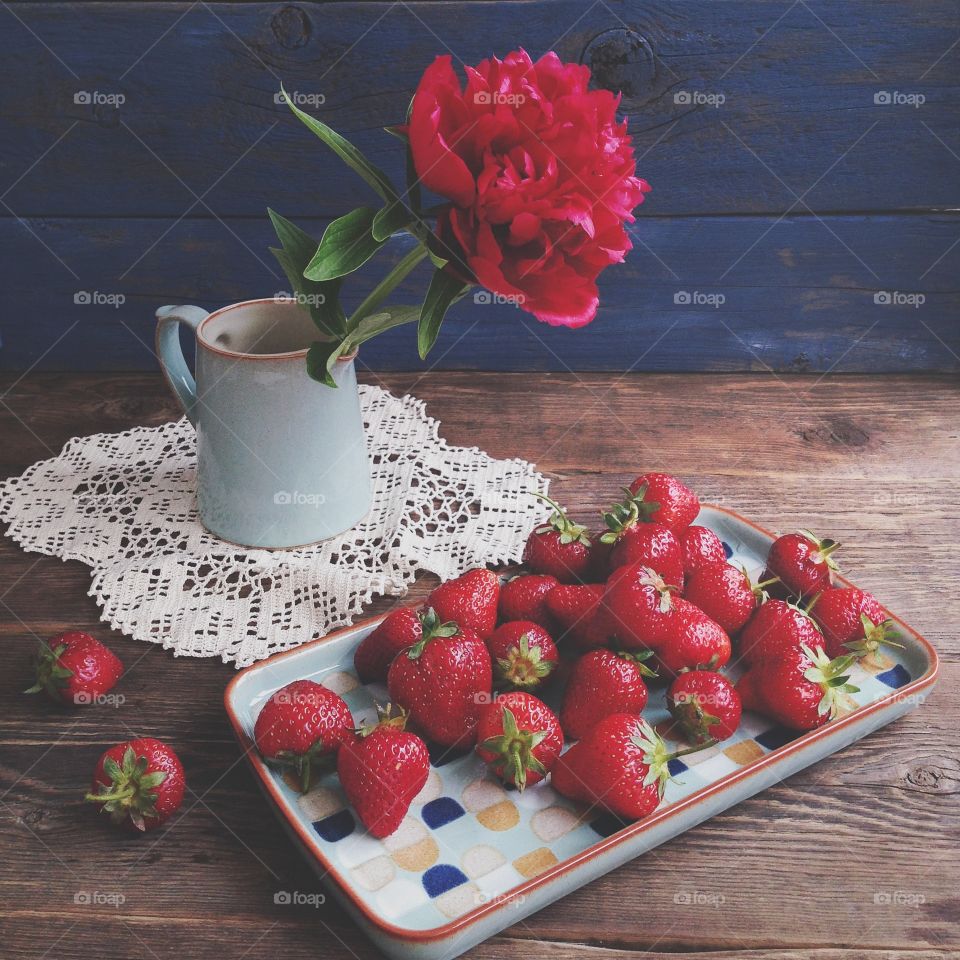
left=387, top=612, right=492, bottom=749
left=86, top=738, right=185, bottom=832
left=337, top=705, right=430, bottom=838
left=667, top=670, right=741, bottom=743
left=552, top=714, right=709, bottom=820
left=476, top=691, right=563, bottom=791
left=600, top=489, right=685, bottom=587
left=427, top=568, right=500, bottom=638
left=523, top=494, right=593, bottom=583
left=25, top=632, right=122, bottom=706
left=683, top=561, right=775, bottom=635
left=627, top=473, right=700, bottom=532
left=353, top=606, right=423, bottom=683
left=560, top=649, right=652, bottom=740
left=545, top=583, right=607, bottom=650
left=498, top=573, right=559, bottom=627
left=655, top=599, right=732, bottom=677
left=679, top=525, right=727, bottom=575
left=254, top=679, right=352, bottom=792
left=739, top=598, right=826, bottom=666
left=809, top=587, right=900, bottom=659
left=596, top=562, right=679, bottom=651
left=487, top=621, right=558, bottom=691
left=737, top=644, right=859, bottom=731
left=764, top=530, right=840, bottom=599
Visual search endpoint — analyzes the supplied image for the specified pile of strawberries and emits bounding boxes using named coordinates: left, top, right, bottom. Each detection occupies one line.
left=251, top=473, right=901, bottom=835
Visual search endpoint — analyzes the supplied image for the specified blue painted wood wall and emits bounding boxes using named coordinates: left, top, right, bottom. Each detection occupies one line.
left=1, top=1, right=958, bottom=373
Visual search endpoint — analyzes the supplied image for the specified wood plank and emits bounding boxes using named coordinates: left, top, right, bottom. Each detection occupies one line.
left=1, top=214, right=957, bottom=372
left=0, top=1, right=958, bottom=218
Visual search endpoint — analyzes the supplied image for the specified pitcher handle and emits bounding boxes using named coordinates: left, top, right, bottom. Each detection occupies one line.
left=155, top=304, right=208, bottom=426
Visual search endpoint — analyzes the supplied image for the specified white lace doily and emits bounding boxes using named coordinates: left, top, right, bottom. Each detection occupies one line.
left=0, top=386, right=548, bottom=667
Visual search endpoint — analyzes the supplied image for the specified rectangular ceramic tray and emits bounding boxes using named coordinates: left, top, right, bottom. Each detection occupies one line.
left=224, top=505, right=939, bottom=960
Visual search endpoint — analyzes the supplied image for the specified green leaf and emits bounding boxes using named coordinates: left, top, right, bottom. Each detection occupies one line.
left=348, top=305, right=421, bottom=348
left=304, top=207, right=386, bottom=282
left=418, top=268, right=467, bottom=359
left=372, top=200, right=416, bottom=242
left=306, top=339, right=350, bottom=388
left=348, top=245, right=429, bottom=326
left=281, top=86, right=398, bottom=203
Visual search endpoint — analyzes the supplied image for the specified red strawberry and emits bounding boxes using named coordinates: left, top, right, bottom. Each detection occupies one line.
left=254, top=679, right=352, bottom=791
left=737, top=644, right=859, bottom=731
left=683, top=562, right=774, bottom=635
left=523, top=494, right=593, bottom=583
left=764, top=530, right=840, bottom=598
left=628, top=473, right=700, bottom=532
left=739, top=599, right=826, bottom=666
left=354, top=607, right=422, bottom=683
left=679, top=525, right=727, bottom=575
left=655, top=599, right=732, bottom=678
left=809, top=587, right=899, bottom=659
left=487, top=621, right=558, bottom=691
left=476, top=691, right=563, bottom=790
left=600, top=490, right=685, bottom=588
left=428, top=568, right=500, bottom=638
left=337, top=706, right=429, bottom=838
left=560, top=649, right=652, bottom=740
left=667, top=671, right=741, bottom=743
left=26, top=632, right=122, bottom=706
left=86, top=738, right=185, bottom=832
left=387, top=614, right=492, bottom=749
left=552, top=714, right=706, bottom=819
left=596, top=563, right=679, bottom=651
left=498, top=574, right=559, bottom=627
left=545, top=583, right=606, bottom=650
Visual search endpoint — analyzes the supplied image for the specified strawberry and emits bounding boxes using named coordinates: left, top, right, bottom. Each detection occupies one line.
left=337, top=705, right=430, bottom=838
left=487, top=621, right=558, bottom=691
left=523, top=494, right=593, bottom=583
left=737, top=644, right=859, bottom=731
left=683, top=562, right=775, bottom=635
left=628, top=473, right=700, bottom=532
left=25, top=632, right=122, bottom=706
left=86, top=738, right=185, bottom=832
left=560, top=649, right=652, bottom=740
left=354, top=607, right=422, bottom=683
left=809, top=587, right=900, bottom=659
left=655, top=599, right=732, bottom=677
left=739, top=599, right=826, bottom=666
left=545, top=583, right=606, bottom=650
left=600, top=490, right=685, bottom=587
left=552, top=714, right=706, bottom=820
left=764, top=530, right=840, bottom=598
left=596, top=562, right=679, bottom=652
left=387, top=614, right=492, bottom=749
left=679, top=525, right=727, bottom=574
left=667, top=670, right=741, bottom=743
left=476, top=691, right=563, bottom=790
left=254, top=679, right=352, bottom=791
left=427, top=568, right=500, bottom=638
left=498, top=573, right=559, bottom=627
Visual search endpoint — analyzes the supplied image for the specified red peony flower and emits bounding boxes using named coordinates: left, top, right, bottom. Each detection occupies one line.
left=406, top=49, right=651, bottom=328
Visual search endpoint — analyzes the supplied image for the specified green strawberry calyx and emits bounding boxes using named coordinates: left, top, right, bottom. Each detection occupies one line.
left=480, top=706, right=548, bottom=792
left=599, top=485, right=660, bottom=543
left=356, top=702, right=410, bottom=737
left=532, top=493, right=591, bottom=547
left=844, top=614, right=904, bottom=658
left=797, top=529, right=842, bottom=573
left=636, top=566, right=676, bottom=614
left=630, top=718, right=717, bottom=798
left=24, top=642, right=74, bottom=700
left=739, top=564, right=780, bottom=603
left=496, top=632, right=555, bottom=689
left=614, top=648, right=659, bottom=679
left=802, top=644, right=860, bottom=718
left=669, top=691, right=722, bottom=744
left=406, top=608, right=460, bottom=660
left=84, top=745, right=168, bottom=831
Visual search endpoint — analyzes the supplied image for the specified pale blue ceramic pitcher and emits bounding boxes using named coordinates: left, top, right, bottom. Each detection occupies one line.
left=156, top=298, right=371, bottom=548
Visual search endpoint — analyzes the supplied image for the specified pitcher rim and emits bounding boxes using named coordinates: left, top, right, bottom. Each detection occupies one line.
left=197, top=297, right=356, bottom=362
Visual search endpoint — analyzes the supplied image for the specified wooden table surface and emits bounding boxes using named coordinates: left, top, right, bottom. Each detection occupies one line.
left=1, top=371, right=957, bottom=960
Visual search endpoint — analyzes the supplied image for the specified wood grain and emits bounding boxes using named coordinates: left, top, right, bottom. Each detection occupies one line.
left=0, top=370, right=957, bottom=960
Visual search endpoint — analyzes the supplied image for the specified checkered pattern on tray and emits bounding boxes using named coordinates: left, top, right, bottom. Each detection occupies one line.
left=263, top=529, right=915, bottom=933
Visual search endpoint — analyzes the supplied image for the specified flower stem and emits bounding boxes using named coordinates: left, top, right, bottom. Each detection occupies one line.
left=349, top=244, right=430, bottom=328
